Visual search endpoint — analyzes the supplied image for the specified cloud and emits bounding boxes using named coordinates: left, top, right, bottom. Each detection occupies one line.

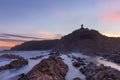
left=0, top=32, right=62, bottom=43
left=0, top=32, right=62, bottom=40
left=102, top=31, right=120, bottom=37
left=0, top=38, right=24, bottom=49
left=100, top=11, right=120, bottom=23
left=0, top=46, right=10, bottom=50
left=37, top=31, right=62, bottom=39
left=0, top=32, right=63, bottom=50
left=1, top=33, right=44, bottom=39
left=100, top=0, right=120, bottom=24
left=100, top=0, right=120, bottom=10
left=0, top=38, right=25, bottom=42
left=0, top=35, right=9, bottom=38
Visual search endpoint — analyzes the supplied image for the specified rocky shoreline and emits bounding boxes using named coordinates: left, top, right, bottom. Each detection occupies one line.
left=10, top=27, right=120, bottom=65
left=80, top=63, right=120, bottom=80
left=0, top=54, right=28, bottom=71
left=0, top=52, right=120, bottom=80
left=19, top=56, right=68, bottom=80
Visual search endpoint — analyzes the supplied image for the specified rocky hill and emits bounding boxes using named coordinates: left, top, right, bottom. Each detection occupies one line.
left=58, top=25, right=107, bottom=52
left=11, top=25, right=120, bottom=63
left=11, top=25, right=108, bottom=52
left=11, top=39, right=60, bottom=51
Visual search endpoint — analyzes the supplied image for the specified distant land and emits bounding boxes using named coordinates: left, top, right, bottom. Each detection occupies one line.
left=11, top=25, right=120, bottom=64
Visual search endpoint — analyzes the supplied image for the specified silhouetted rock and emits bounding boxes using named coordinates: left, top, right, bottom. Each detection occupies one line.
left=18, top=73, right=26, bottom=80
left=19, top=56, right=68, bottom=80
left=58, top=26, right=106, bottom=53
left=72, top=61, right=85, bottom=68
left=0, top=58, right=28, bottom=71
left=0, top=54, right=23, bottom=59
left=106, top=52, right=120, bottom=64
left=11, top=39, right=60, bottom=51
left=10, top=26, right=120, bottom=64
left=80, top=63, right=120, bottom=80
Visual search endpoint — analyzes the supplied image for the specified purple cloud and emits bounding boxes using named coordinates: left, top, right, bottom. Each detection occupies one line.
left=0, top=38, right=25, bottom=42
left=1, top=33, right=44, bottom=39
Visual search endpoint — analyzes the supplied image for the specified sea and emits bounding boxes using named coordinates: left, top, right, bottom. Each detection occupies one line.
left=0, top=51, right=120, bottom=80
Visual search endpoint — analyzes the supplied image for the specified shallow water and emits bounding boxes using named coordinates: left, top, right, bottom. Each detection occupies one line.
left=0, top=51, right=120, bottom=80
left=60, top=54, right=86, bottom=80
left=0, top=51, right=50, bottom=80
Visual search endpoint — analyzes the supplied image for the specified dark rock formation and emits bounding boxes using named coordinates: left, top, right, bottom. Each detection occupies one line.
left=58, top=26, right=106, bottom=52
left=80, top=63, right=120, bottom=80
left=19, top=56, right=68, bottom=80
left=73, top=77, right=81, bottom=80
left=49, top=51, right=61, bottom=56
left=10, top=26, right=120, bottom=64
left=72, top=56, right=85, bottom=67
left=0, top=58, right=28, bottom=71
left=11, top=39, right=60, bottom=51
left=18, top=73, right=26, bottom=80
left=0, top=54, right=22, bottom=59
left=72, top=61, right=84, bottom=67
left=105, top=52, right=120, bottom=64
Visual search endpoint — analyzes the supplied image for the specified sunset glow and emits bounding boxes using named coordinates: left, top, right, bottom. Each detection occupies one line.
left=103, top=33, right=120, bottom=37
left=0, top=41, right=21, bottom=47
left=0, top=0, right=120, bottom=50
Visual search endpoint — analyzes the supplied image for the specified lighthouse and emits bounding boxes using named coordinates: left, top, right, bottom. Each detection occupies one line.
left=81, top=24, right=84, bottom=29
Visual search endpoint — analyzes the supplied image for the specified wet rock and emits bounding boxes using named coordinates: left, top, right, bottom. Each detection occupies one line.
left=72, top=62, right=83, bottom=67
left=19, top=56, right=68, bottom=80
left=107, top=53, right=120, bottom=64
left=80, top=63, right=120, bottom=80
left=49, top=51, right=61, bottom=56
left=73, top=77, right=81, bottom=80
left=72, top=55, right=77, bottom=60
left=66, top=54, right=71, bottom=58
left=10, top=58, right=28, bottom=68
left=72, top=57, right=85, bottom=67
left=76, top=57, right=85, bottom=62
left=18, top=73, right=26, bottom=80
left=0, top=58, right=28, bottom=71
left=0, top=54, right=22, bottom=59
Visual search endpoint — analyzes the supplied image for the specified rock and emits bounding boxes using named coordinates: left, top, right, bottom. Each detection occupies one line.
left=107, top=53, right=120, bottom=64
left=72, top=62, right=82, bottom=67
left=0, top=54, right=22, bottom=59
left=73, top=77, right=81, bottom=80
left=30, top=55, right=44, bottom=60
left=19, top=56, right=68, bottom=80
left=72, top=57, right=85, bottom=67
left=66, top=54, right=71, bottom=58
left=0, top=58, right=28, bottom=71
left=18, top=73, right=26, bottom=80
left=49, top=51, right=61, bottom=56
left=11, top=40, right=60, bottom=51
left=76, top=57, right=85, bottom=62
left=10, top=58, right=28, bottom=68
left=80, top=63, right=120, bottom=80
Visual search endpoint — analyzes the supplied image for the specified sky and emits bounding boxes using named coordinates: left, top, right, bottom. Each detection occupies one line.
left=0, top=0, right=120, bottom=50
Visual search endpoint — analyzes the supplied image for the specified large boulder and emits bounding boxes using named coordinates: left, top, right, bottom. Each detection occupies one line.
left=0, top=58, right=28, bottom=70
left=0, top=54, right=22, bottom=59
left=19, top=56, right=68, bottom=80
left=80, top=63, right=120, bottom=80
